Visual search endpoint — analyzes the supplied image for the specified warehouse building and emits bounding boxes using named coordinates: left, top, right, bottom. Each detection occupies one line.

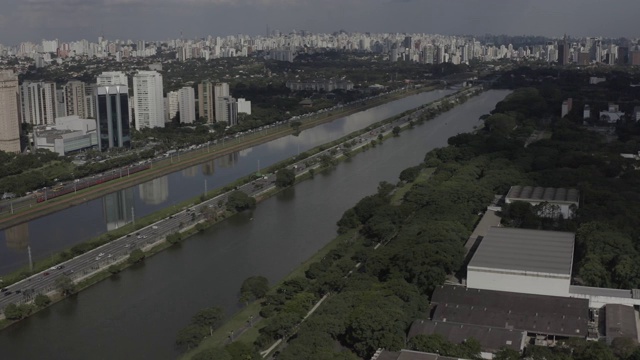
left=371, top=349, right=465, bottom=360
left=505, top=186, right=579, bottom=218
left=466, top=227, right=575, bottom=297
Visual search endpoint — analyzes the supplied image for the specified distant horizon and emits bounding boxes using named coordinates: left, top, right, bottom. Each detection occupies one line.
left=1, top=0, right=639, bottom=45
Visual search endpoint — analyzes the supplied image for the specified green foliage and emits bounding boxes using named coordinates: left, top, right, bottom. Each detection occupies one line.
left=224, top=342, right=261, bottom=360
left=240, top=276, right=269, bottom=303
left=226, top=191, right=256, bottom=212
left=176, top=325, right=209, bottom=352
left=167, top=232, right=184, bottom=245
left=191, top=307, right=225, bottom=329
left=192, top=347, right=232, bottom=360
left=399, top=165, right=423, bottom=182
left=108, top=265, right=120, bottom=275
left=392, top=126, right=401, bottom=136
left=3, top=303, right=23, bottom=320
left=55, top=275, right=75, bottom=296
left=408, top=334, right=481, bottom=359
left=34, top=294, right=52, bottom=308
left=275, top=168, right=296, bottom=188
left=128, top=249, right=145, bottom=264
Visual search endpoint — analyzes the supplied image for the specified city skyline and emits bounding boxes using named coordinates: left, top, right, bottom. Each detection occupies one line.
left=1, top=0, right=640, bottom=45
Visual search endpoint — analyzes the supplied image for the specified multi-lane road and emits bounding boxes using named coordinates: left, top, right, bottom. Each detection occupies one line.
left=0, top=86, right=477, bottom=315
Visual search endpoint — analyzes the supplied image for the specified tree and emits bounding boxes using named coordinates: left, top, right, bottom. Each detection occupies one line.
left=192, top=307, right=224, bottom=329
left=34, top=294, right=52, bottom=308
left=192, top=347, right=232, bottom=360
left=55, top=275, right=75, bottom=296
left=225, top=342, right=261, bottom=360
left=399, top=165, right=422, bottom=182
left=611, top=337, right=638, bottom=359
left=128, top=249, right=145, bottom=264
left=392, top=126, right=401, bottom=136
left=3, top=303, right=23, bottom=320
left=275, top=168, right=296, bottom=188
left=226, top=190, right=256, bottom=212
left=240, top=276, right=269, bottom=303
left=108, top=265, right=120, bottom=275
left=176, top=324, right=209, bottom=352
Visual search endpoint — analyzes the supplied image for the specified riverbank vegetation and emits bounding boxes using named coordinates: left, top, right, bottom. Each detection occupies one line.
left=179, top=68, right=640, bottom=359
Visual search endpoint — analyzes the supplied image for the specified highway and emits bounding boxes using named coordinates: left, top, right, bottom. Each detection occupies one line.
left=0, top=85, right=477, bottom=316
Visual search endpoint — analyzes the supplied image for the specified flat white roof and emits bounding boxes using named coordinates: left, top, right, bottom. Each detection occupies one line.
left=468, top=227, right=575, bottom=276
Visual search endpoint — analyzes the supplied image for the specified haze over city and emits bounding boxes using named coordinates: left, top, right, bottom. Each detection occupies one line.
left=2, top=0, right=640, bottom=44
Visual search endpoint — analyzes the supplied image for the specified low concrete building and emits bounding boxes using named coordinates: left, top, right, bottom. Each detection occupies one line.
left=466, top=227, right=575, bottom=297
left=604, top=304, right=638, bottom=345
left=286, top=79, right=354, bottom=92
left=33, top=115, right=97, bottom=155
left=599, top=103, right=625, bottom=124
left=505, top=186, right=579, bottom=219
left=371, top=349, right=466, bottom=360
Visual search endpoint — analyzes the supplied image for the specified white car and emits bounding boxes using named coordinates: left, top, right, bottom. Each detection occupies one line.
left=98, top=253, right=105, bottom=257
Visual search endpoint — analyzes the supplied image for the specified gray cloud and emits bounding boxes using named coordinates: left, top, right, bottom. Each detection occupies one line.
left=0, top=0, right=638, bottom=45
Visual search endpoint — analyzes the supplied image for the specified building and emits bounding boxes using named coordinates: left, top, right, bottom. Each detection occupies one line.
left=20, top=81, right=57, bottom=125
left=467, top=227, right=575, bottom=297
left=286, top=79, right=354, bottom=92
left=0, top=71, right=21, bottom=153
left=216, top=96, right=238, bottom=126
left=133, top=71, right=164, bottom=129
left=64, top=80, right=88, bottom=118
left=589, top=77, right=606, bottom=84
left=557, top=35, right=570, bottom=65
left=166, top=91, right=179, bottom=122
left=371, top=349, right=468, bottom=360
left=633, top=106, right=640, bottom=122
left=96, top=85, right=131, bottom=151
left=583, top=104, right=591, bottom=120
left=561, top=98, right=572, bottom=118
left=237, top=98, right=252, bottom=115
left=270, top=48, right=295, bottom=62
left=33, top=115, right=97, bottom=155
left=431, top=285, right=590, bottom=342
left=408, top=319, right=526, bottom=356
left=198, top=80, right=214, bottom=123
left=599, top=103, right=625, bottom=124
left=96, top=71, right=128, bottom=86
left=214, top=82, right=230, bottom=123
left=603, top=304, right=638, bottom=345
left=177, top=86, right=196, bottom=124
left=505, top=186, right=579, bottom=219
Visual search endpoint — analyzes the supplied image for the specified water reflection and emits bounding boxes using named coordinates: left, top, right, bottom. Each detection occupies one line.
left=103, top=188, right=134, bottom=231
left=218, top=151, right=240, bottom=168
left=181, top=167, right=198, bottom=177
left=138, top=176, right=170, bottom=206
left=202, top=161, right=215, bottom=176
left=5, top=223, right=29, bottom=251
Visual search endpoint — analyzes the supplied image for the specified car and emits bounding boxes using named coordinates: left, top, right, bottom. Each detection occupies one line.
left=15, top=290, right=21, bottom=294
left=49, top=266, right=57, bottom=270
left=142, top=235, right=147, bottom=239
left=98, top=253, right=105, bottom=257
left=152, top=226, right=158, bottom=229
left=108, top=254, right=112, bottom=258
left=0, top=288, right=7, bottom=292
left=56, top=265, right=65, bottom=270
left=63, top=270, right=74, bottom=276
left=43, top=272, right=50, bottom=276
left=95, top=257, right=100, bottom=261
left=3, top=291, right=11, bottom=296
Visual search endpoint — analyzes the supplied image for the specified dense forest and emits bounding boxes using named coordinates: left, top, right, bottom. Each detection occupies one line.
left=186, top=68, right=640, bottom=360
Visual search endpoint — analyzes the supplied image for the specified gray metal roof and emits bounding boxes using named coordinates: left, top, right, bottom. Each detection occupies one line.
left=605, top=304, right=638, bottom=344
left=431, top=285, right=589, bottom=338
left=569, top=285, right=633, bottom=299
left=468, top=227, right=575, bottom=275
left=408, top=319, right=526, bottom=353
left=506, top=186, right=579, bottom=203
left=373, top=350, right=464, bottom=360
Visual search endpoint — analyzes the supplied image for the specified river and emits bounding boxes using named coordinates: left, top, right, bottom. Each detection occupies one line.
left=0, top=89, right=454, bottom=276
left=0, top=90, right=510, bottom=360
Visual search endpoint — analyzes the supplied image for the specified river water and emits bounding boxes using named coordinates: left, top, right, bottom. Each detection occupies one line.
left=0, top=90, right=510, bottom=360
left=0, top=90, right=454, bottom=276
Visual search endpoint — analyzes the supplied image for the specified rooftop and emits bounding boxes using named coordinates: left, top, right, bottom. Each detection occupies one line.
left=569, top=285, right=640, bottom=299
left=431, top=285, right=589, bottom=338
left=373, top=350, right=464, bottom=360
left=468, top=227, right=575, bottom=275
left=605, top=304, right=638, bottom=344
left=506, top=186, right=579, bottom=203
left=408, top=319, right=525, bottom=353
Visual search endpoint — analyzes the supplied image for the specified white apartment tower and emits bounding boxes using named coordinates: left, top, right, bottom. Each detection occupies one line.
left=214, top=82, right=229, bottom=123
left=133, top=71, right=164, bottom=129
left=20, top=81, right=57, bottom=125
left=64, top=80, right=88, bottom=118
left=0, top=71, right=21, bottom=153
left=178, top=87, right=196, bottom=124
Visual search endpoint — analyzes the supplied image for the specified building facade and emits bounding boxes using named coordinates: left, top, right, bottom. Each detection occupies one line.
left=133, top=71, right=164, bottom=129
left=177, top=86, right=196, bottom=124
left=64, top=80, right=88, bottom=118
left=20, top=81, right=57, bottom=125
left=96, top=85, right=131, bottom=151
left=0, top=71, right=21, bottom=153
left=197, top=80, right=214, bottom=123
left=96, top=71, right=128, bottom=86
left=213, top=82, right=229, bottom=123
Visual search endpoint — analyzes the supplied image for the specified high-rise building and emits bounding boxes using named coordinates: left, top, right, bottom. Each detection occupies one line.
left=85, top=84, right=97, bottom=118
left=64, top=80, right=88, bottom=118
left=96, top=85, right=131, bottom=151
left=166, top=91, right=179, bottom=122
left=558, top=35, right=570, bottom=65
left=96, top=71, right=128, bottom=86
left=177, top=86, right=196, bottom=124
left=214, top=82, right=230, bottom=123
left=0, top=71, right=21, bottom=153
left=198, top=80, right=214, bottom=123
left=133, top=71, right=164, bottom=129
left=216, top=96, right=238, bottom=126
left=20, top=81, right=57, bottom=125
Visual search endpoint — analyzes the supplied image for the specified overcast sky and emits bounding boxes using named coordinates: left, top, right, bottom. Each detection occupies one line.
left=0, top=0, right=638, bottom=45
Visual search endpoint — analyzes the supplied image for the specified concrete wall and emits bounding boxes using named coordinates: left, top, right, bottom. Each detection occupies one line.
left=467, top=267, right=571, bottom=297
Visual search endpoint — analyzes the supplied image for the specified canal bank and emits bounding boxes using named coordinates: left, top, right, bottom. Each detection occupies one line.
left=0, top=90, right=510, bottom=360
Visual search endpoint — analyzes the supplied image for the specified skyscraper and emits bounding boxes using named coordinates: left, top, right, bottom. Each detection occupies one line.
left=558, top=35, right=570, bottom=65
left=198, top=80, right=214, bottom=123
left=64, top=80, right=88, bottom=118
left=214, top=82, right=229, bottom=123
left=216, top=96, right=238, bottom=126
left=0, top=71, right=21, bottom=153
left=133, top=71, right=164, bottom=129
left=177, top=86, right=196, bottom=124
left=96, top=85, right=131, bottom=151
left=20, top=81, right=57, bottom=125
